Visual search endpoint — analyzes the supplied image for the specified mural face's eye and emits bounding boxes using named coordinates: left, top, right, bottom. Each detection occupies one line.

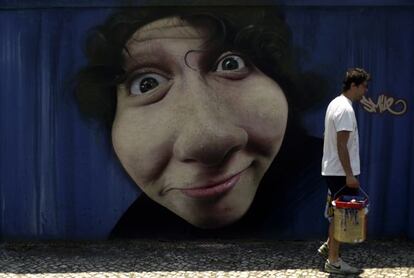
left=129, top=73, right=168, bottom=95
left=215, top=55, right=247, bottom=72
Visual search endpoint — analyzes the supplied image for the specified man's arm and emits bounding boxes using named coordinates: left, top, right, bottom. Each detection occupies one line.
left=337, top=131, right=360, bottom=188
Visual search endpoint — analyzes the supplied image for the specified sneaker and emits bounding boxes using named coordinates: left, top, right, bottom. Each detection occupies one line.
left=324, top=258, right=362, bottom=275
left=318, top=241, right=329, bottom=258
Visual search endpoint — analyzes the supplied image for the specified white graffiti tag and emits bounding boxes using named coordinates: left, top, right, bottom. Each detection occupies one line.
left=360, top=95, right=407, bottom=115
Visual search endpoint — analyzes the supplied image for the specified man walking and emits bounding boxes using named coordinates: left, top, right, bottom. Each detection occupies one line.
left=319, top=68, right=370, bottom=275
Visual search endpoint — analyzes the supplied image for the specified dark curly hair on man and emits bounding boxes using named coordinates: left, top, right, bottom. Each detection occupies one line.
left=74, top=4, right=325, bottom=130
left=342, top=68, right=371, bottom=92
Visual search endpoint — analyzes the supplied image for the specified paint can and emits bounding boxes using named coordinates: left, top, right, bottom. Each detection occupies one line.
left=333, top=189, right=369, bottom=243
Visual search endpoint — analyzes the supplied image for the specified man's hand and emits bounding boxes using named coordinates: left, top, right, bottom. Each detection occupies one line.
left=346, top=175, right=360, bottom=188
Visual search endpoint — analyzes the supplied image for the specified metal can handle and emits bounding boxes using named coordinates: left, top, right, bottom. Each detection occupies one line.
left=333, top=186, right=369, bottom=204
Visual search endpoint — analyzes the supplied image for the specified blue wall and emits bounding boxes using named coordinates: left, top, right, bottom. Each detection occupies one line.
left=1, top=0, right=413, bottom=239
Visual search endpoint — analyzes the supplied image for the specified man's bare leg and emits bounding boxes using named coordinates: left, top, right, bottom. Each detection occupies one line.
left=328, top=221, right=340, bottom=263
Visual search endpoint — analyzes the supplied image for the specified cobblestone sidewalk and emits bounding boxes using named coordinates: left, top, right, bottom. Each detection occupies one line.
left=0, top=239, right=413, bottom=277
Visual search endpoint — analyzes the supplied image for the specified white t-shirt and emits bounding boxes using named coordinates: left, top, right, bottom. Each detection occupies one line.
left=321, top=94, right=360, bottom=176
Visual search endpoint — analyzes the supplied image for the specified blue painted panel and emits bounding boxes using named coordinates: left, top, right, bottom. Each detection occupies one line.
left=1, top=0, right=414, bottom=8
left=1, top=2, right=413, bottom=239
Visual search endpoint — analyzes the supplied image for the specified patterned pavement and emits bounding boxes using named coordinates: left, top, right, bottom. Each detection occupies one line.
left=0, top=239, right=413, bottom=277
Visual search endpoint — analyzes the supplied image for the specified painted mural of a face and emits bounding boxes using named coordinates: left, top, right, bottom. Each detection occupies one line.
left=111, top=17, right=288, bottom=229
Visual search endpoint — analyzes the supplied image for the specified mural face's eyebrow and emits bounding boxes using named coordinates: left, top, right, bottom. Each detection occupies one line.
left=121, top=42, right=175, bottom=72
left=123, top=42, right=226, bottom=74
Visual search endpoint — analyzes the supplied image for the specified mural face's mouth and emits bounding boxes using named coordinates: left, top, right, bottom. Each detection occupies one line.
left=179, top=170, right=244, bottom=199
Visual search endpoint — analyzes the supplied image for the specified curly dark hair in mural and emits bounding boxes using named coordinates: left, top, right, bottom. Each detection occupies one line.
left=74, top=4, right=327, bottom=238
